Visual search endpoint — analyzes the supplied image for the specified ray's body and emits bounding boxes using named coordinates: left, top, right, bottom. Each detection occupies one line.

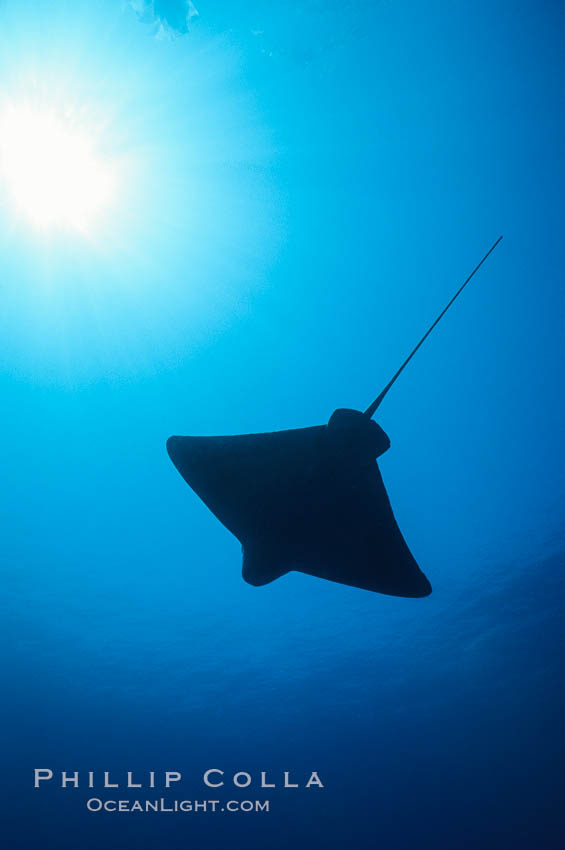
left=167, top=408, right=431, bottom=597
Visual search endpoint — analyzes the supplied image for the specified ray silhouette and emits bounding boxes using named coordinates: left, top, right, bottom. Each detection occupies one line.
left=167, top=238, right=502, bottom=596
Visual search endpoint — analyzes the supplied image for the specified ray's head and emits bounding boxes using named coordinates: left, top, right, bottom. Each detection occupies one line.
left=327, top=408, right=390, bottom=458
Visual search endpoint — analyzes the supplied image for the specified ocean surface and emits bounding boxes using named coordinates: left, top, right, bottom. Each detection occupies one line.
left=1, top=2, right=564, bottom=848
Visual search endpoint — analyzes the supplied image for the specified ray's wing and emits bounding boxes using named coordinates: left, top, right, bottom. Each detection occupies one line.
left=166, top=425, right=326, bottom=543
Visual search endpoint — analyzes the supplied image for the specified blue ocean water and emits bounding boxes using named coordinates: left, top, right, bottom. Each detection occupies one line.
left=1, top=1, right=564, bottom=848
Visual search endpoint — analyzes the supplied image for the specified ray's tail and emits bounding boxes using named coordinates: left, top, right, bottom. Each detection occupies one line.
left=364, top=236, right=503, bottom=419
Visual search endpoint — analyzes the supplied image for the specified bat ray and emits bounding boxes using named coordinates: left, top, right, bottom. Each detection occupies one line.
left=167, top=238, right=502, bottom=596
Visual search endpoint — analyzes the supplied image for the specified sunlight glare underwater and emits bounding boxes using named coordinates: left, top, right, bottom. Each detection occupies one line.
left=0, top=102, right=115, bottom=232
